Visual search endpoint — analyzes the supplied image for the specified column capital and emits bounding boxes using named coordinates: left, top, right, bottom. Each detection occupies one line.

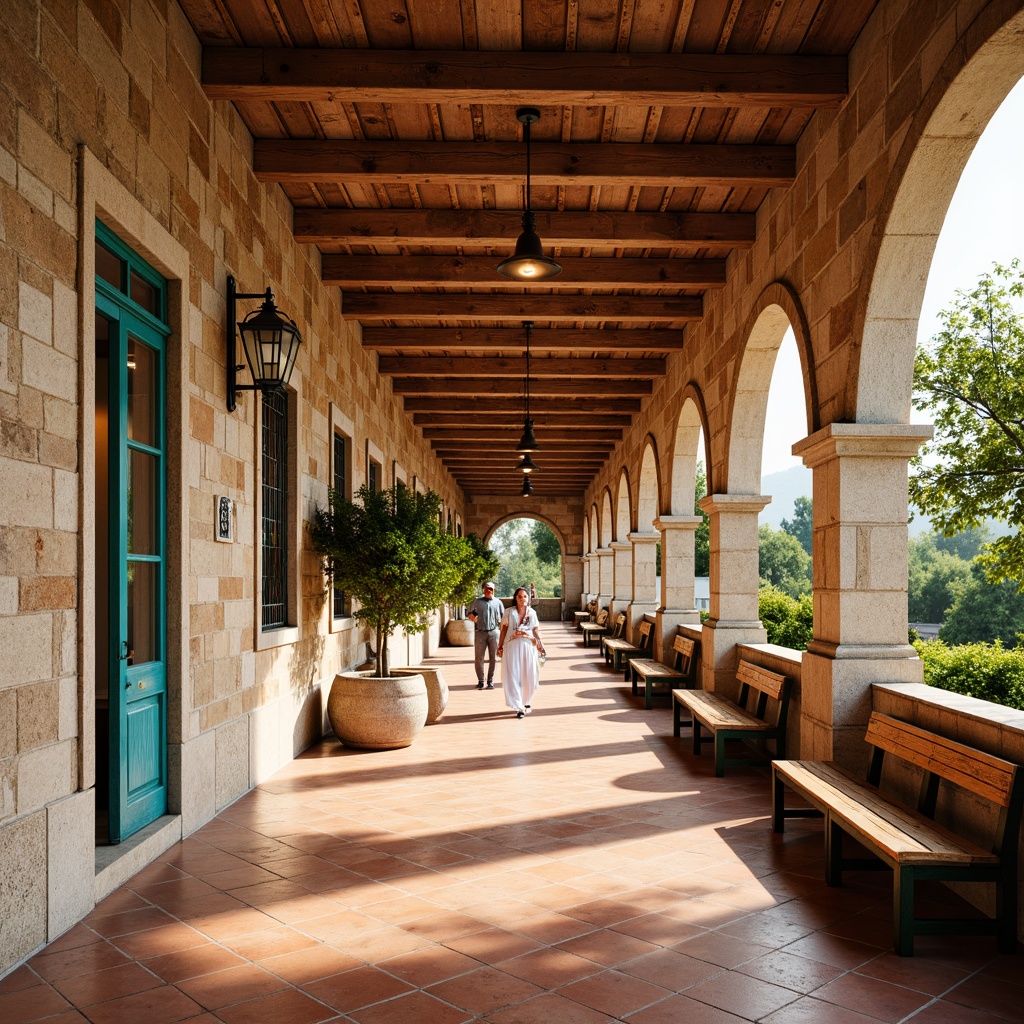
left=610, top=541, right=632, bottom=552
left=698, top=494, right=770, bottom=516
left=653, top=515, right=704, bottom=531
left=628, top=532, right=660, bottom=545
left=793, top=423, right=933, bottom=468
left=594, top=546, right=613, bottom=556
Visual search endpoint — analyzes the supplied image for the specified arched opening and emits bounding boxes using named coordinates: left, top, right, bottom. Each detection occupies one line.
left=486, top=515, right=565, bottom=618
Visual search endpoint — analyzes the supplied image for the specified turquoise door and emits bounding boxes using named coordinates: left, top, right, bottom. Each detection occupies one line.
left=95, top=225, right=169, bottom=842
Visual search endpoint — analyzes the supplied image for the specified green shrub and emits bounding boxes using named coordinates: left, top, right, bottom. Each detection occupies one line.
left=758, top=585, right=814, bottom=650
left=914, top=639, right=1024, bottom=711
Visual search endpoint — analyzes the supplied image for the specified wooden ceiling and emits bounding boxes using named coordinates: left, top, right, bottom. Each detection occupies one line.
left=183, top=0, right=877, bottom=498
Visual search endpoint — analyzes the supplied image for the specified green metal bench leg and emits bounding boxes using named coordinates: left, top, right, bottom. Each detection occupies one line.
left=998, top=870, right=1017, bottom=953
left=771, top=770, right=785, bottom=832
left=645, top=678, right=653, bottom=710
left=894, top=867, right=915, bottom=956
left=672, top=698, right=681, bottom=737
left=714, top=733, right=726, bottom=777
left=692, top=719, right=703, bottom=756
left=825, top=819, right=843, bottom=887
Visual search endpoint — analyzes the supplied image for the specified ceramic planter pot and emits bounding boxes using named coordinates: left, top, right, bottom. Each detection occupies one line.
left=445, top=618, right=475, bottom=646
left=394, top=666, right=449, bottom=723
left=327, top=671, right=428, bottom=750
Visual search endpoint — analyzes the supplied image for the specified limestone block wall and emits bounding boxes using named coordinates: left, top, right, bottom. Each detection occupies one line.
left=0, top=0, right=463, bottom=973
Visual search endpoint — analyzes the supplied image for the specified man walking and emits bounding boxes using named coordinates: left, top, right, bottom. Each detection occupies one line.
left=467, top=581, right=504, bottom=689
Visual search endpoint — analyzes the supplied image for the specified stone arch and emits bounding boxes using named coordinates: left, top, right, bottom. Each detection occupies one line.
left=589, top=505, right=599, bottom=553
left=637, top=436, right=661, bottom=531
left=484, top=512, right=567, bottom=556
left=726, top=282, right=815, bottom=494
left=615, top=469, right=631, bottom=540
left=855, top=7, right=1024, bottom=422
left=670, top=387, right=711, bottom=515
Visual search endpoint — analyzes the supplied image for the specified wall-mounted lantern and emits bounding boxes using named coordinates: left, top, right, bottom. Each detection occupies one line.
left=226, top=275, right=302, bottom=411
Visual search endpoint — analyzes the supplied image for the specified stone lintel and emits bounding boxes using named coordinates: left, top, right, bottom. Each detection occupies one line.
left=610, top=541, right=632, bottom=551
left=653, top=514, right=704, bottom=531
left=628, top=532, right=660, bottom=545
left=793, top=423, right=933, bottom=468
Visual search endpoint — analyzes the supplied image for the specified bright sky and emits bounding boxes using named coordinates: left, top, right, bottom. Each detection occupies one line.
left=761, top=77, right=1024, bottom=477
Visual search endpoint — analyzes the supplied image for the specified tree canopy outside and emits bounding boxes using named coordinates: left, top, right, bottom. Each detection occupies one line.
left=758, top=523, right=811, bottom=597
left=907, top=534, right=973, bottom=623
left=780, top=496, right=813, bottom=556
left=910, top=260, right=1024, bottom=588
left=695, top=462, right=710, bottom=577
left=490, top=518, right=562, bottom=598
left=939, top=562, right=1024, bottom=647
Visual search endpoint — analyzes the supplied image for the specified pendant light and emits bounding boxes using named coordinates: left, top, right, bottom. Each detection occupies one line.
left=520, top=474, right=534, bottom=497
left=517, top=453, right=538, bottom=474
left=497, top=108, right=562, bottom=281
left=515, top=320, right=539, bottom=454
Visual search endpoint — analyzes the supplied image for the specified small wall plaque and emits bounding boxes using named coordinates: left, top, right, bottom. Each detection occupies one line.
left=215, top=495, right=234, bottom=543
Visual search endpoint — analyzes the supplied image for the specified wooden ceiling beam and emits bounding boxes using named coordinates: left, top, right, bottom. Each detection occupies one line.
left=379, top=356, right=665, bottom=377
left=422, top=427, right=621, bottom=441
left=393, top=378, right=652, bottom=396
left=344, top=293, right=701, bottom=322
left=412, top=411, right=635, bottom=427
left=324, top=255, right=726, bottom=289
left=255, top=140, right=794, bottom=188
left=295, top=209, right=755, bottom=248
left=435, top=440, right=613, bottom=452
left=402, top=396, right=643, bottom=413
left=203, top=48, right=847, bottom=108
left=365, top=327, right=683, bottom=352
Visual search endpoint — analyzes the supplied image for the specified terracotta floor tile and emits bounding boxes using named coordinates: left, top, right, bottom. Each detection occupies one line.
left=781, top=931, right=883, bottom=970
left=623, top=991, right=750, bottom=1023
left=510, top=911, right=596, bottom=944
left=758, top=994, right=891, bottom=1024
left=0, top=967, right=43, bottom=995
left=51, top=962, right=162, bottom=1006
left=109, top=921, right=209, bottom=960
left=218, top=924, right=319, bottom=960
left=557, top=967, right=672, bottom=1017
left=378, top=946, right=482, bottom=987
left=812, top=970, right=933, bottom=1022
left=213, top=986, right=338, bottom=1024
left=78, top=984, right=204, bottom=1024
left=258, top=945, right=364, bottom=985
left=0, top=982, right=73, bottom=1023
left=399, top=910, right=490, bottom=941
left=556, top=927, right=660, bottom=967
left=617, top=948, right=724, bottom=991
left=141, top=942, right=248, bottom=983
left=427, top=964, right=544, bottom=1013
left=903, top=999, right=1014, bottom=1023
left=671, top=929, right=774, bottom=968
left=496, top=947, right=602, bottom=989
left=84, top=906, right=177, bottom=939
left=855, top=950, right=969, bottom=995
left=685, top=967, right=802, bottom=1019
left=611, top=911, right=707, bottom=946
left=303, top=965, right=414, bottom=1012
left=484, top=991, right=617, bottom=1024
left=946, top=974, right=1024, bottom=1020
left=345, top=989, right=473, bottom=1024
left=175, top=963, right=289, bottom=1009
left=30, top=941, right=131, bottom=983
left=734, top=949, right=843, bottom=993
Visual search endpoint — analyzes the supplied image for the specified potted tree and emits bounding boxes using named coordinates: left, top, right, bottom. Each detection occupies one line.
left=311, top=484, right=468, bottom=748
left=445, top=532, right=501, bottom=647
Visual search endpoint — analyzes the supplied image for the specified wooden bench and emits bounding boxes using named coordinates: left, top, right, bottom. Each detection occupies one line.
left=573, top=599, right=597, bottom=630
left=629, top=634, right=697, bottom=710
left=597, top=613, right=627, bottom=657
left=603, top=619, right=653, bottom=675
left=772, top=711, right=1024, bottom=956
left=674, top=660, right=791, bottom=777
left=579, top=607, right=611, bottom=648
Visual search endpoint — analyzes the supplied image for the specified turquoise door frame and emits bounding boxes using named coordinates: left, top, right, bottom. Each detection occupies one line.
left=95, top=224, right=169, bottom=842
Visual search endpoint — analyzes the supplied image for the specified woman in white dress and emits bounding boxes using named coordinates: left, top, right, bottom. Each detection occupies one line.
left=496, top=587, right=547, bottom=719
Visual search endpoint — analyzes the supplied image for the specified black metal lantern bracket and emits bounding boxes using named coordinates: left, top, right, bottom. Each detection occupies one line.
left=226, top=274, right=303, bottom=412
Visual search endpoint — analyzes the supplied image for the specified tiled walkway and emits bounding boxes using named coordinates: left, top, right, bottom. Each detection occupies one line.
left=2, top=624, right=1020, bottom=1023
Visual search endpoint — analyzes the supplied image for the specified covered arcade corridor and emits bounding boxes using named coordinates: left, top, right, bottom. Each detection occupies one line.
left=1, top=626, right=1015, bottom=1024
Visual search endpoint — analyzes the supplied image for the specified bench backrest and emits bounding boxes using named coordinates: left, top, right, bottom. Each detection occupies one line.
left=671, top=635, right=697, bottom=677
left=611, top=613, right=627, bottom=638
left=595, top=607, right=609, bottom=626
left=636, top=620, right=653, bottom=651
left=865, top=711, right=1024, bottom=858
left=866, top=712, right=1020, bottom=808
left=735, top=660, right=791, bottom=724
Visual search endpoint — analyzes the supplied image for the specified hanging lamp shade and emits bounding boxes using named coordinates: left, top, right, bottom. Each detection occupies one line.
left=515, top=418, right=539, bottom=453
left=497, top=108, right=561, bottom=282
left=520, top=474, right=534, bottom=497
left=517, top=453, right=538, bottom=474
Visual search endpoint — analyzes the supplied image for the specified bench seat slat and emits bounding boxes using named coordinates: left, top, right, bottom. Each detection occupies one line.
left=632, top=660, right=688, bottom=679
left=675, top=691, right=769, bottom=731
left=773, top=760, right=998, bottom=865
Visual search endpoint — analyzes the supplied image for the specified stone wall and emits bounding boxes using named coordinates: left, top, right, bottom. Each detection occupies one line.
left=0, top=0, right=462, bottom=972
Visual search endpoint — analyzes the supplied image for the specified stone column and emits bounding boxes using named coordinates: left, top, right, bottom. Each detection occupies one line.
left=609, top=541, right=632, bottom=619
left=653, top=515, right=704, bottom=661
left=563, top=554, right=584, bottom=618
left=627, top=532, right=659, bottom=640
left=697, top=495, right=769, bottom=694
left=594, top=547, right=614, bottom=609
left=585, top=553, right=598, bottom=599
left=794, top=424, right=932, bottom=764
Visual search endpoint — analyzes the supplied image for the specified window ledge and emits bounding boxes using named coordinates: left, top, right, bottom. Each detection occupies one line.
left=330, top=615, right=355, bottom=635
left=256, top=625, right=300, bottom=651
